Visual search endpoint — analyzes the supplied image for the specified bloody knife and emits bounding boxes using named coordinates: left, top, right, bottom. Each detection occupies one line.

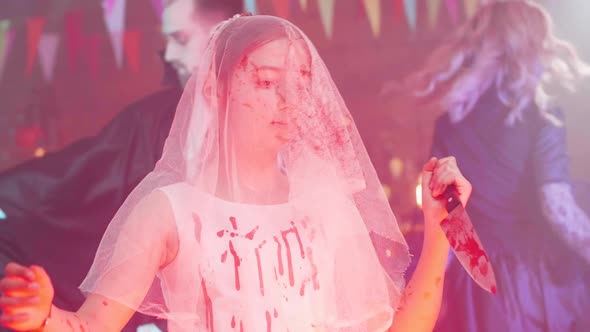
left=440, top=186, right=498, bottom=294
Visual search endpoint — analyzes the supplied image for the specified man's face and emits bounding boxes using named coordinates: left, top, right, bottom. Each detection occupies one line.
left=162, top=0, right=211, bottom=86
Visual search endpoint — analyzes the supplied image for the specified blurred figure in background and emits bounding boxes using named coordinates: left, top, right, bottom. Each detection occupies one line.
left=407, top=1, right=590, bottom=331
left=0, top=0, right=242, bottom=330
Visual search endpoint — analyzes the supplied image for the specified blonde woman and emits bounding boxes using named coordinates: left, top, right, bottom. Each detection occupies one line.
left=408, top=1, right=590, bottom=331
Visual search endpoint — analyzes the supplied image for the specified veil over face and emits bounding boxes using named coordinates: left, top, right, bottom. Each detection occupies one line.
left=80, top=15, right=410, bottom=331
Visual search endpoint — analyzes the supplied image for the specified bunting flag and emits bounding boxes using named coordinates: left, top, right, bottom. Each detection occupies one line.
left=85, top=34, right=101, bottom=79
left=464, top=0, right=479, bottom=19
left=102, top=0, right=127, bottom=68
left=124, top=30, right=141, bottom=73
left=38, top=33, right=60, bottom=82
left=403, top=0, right=417, bottom=31
left=244, top=0, right=257, bottom=14
left=65, top=11, right=83, bottom=71
left=356, top=0, right=363, bottom=20
left=103, top=0, right=117, bottom=15
left=272, top=0, right=290, bottom=18
left=445, top=0, right=459, bottom=25
left=26, top=17, right=46, bottom=76
left=318, top=0, right=335, bottom=39
left=363, top=0, right=381, bottom=37
left=427, top=0, right=442, bottom=28
left=151, top=0, right=164, bottom=21
left=298, top=0, right=308, bottom=12
left=392, top=0, right=407, bottom=28
left=0, top=20, right=14, bottom=80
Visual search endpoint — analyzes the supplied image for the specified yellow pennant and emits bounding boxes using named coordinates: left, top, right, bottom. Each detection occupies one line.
left=318, top=0, right=335, bottom=39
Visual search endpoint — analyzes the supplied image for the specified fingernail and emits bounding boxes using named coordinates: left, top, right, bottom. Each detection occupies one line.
left=26, top=271, right=35, bottom=280
left=29, top=296, right=41, bottom=304
left=28, top=282, right=40, bottom=290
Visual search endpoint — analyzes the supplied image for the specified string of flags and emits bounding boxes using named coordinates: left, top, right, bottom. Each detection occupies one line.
left=0, top=0, right=483, bottom=82
left=293, top=0, right=482, bottom=38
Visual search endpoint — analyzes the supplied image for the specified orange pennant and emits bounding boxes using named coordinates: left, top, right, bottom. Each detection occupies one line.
left=299, top=0, right=308, bottom=12
left=464, top=0, right=479, bottom=19
left=363, top=0, right=381, bottom=37
left=427, top=0, right=442, bottom=28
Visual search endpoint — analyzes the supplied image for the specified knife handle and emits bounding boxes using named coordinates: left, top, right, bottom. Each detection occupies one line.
left=443, top=185, right=461, bottom=212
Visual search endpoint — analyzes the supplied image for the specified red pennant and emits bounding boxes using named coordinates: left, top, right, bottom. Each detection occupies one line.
left=356, top=0, right=364, bottom=20
left=124, top=30, right=140, bottom=73
left=65, top=11, right=83, bottom=71
left=272, top=0, right=290, bottom=18
left=25, top=17, right=46, bottom=76
left=392, top=0, right=407, bottom=27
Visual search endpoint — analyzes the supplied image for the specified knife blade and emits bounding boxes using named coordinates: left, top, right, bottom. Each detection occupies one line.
left=440, top=186, right=498, bottom=294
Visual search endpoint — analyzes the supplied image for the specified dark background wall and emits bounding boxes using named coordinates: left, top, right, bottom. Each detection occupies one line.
left=1, top=0, right=588, bottom=227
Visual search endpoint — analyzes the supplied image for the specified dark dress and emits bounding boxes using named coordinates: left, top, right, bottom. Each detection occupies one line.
left=0, top=87, right=182, bottom=331
left=431, top=90, right=590, bottom=332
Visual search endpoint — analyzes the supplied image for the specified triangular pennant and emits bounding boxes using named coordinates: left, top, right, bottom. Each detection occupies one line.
left=356, top=0, right=364, bottom=20
left=26, top=17, right=46, bottom=77
left=244, top=0, right=257, bottom=14
left=363, top=0, right=381, bottom=37
left=65, top=11, right=83, bottom=71
left=318, top=0, right=335, bottom=39
left=38, top=33, right=60, bottom=82
left=109, top=31, right=124, bottom=68
left=151, top=0, right=164, bottom=21
left=0, top=20, right=9, bottom=39
left=298, top=0, right=308, bottom=12
left=404, top=0, right=417, bottom=31
left=464, top=0, right=479, bottom=19
left=103, top=0, right=126, bottom=32
left=103, top=0, right=117, bottom=15
left=445, top=0, right=459, bottom=25
left=0, top=21, right=15, bottom=80
left=85, top=34, right=101, bottom=79
left=272, top=0, right=290, bottom=18
left=392, top=0, right=407, bottom=28
left=124, top=30, right=141, bottom=73
left=427, top=0, right=442, bottom=28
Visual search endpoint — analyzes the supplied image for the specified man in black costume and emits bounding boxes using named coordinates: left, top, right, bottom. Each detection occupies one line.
left=0, top=1, right=242, bottom=330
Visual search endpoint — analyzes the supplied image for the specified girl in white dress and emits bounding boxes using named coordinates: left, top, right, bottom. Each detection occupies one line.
left=0, top=14, right=471, bottom=332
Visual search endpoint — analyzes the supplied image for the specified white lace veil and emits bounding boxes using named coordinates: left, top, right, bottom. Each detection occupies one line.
left=80, top=15, right=410, bottom=331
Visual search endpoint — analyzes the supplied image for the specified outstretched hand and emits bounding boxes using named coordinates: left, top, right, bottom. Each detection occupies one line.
left=0, top=263, right=54, bottom=331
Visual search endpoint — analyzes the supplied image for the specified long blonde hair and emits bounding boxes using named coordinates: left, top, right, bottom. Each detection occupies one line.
left=409, top=0, right=590, bottom=125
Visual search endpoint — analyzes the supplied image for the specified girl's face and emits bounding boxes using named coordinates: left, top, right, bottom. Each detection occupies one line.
left=225, top=38, right=312, bottom=155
